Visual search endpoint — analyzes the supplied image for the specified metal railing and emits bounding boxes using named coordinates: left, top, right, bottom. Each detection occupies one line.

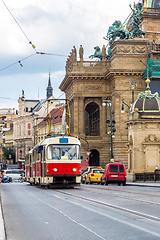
left=135, top=172, right=160, bottom=182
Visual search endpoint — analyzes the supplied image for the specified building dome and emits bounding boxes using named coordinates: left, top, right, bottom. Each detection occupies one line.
left=131, top=78, right=160, bottom=118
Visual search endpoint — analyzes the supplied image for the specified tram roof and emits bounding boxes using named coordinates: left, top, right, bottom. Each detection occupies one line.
left=33, top=134, right=81, bottom=149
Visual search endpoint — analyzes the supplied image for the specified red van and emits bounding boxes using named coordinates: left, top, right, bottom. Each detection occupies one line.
left=101, top=162, right=127, bottom=186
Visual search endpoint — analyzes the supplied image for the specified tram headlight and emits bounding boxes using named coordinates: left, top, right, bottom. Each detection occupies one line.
left=72, top=168, right=77, bottom=172
left=53, top=168, right=58, bottom=172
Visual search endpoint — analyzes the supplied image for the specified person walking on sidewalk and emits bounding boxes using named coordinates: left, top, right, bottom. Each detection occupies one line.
left=0, top=171, right=2, bottom=183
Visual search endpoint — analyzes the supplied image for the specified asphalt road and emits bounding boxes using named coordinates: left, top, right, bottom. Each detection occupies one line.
left=1, top=182, right=160, bottom=240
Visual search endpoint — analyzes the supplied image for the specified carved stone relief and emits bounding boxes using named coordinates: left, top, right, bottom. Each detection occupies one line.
left=81, top=85, right=102, bottom=91
left=86, top=85, right=102, bottom=91
left=145, top=124, right=159, bottom=129
left=116, top=46, right=147, bottom=54
left=67, top=85, right=74, bottom=98
left=144, top=134, right=160, bottom=143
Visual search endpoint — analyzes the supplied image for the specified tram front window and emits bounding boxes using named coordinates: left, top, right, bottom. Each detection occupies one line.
left=48, top=145, right=80, bottom=160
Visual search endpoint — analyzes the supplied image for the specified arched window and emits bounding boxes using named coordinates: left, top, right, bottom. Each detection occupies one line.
left=85, top=102, right=100, bottom=136
left=28, top=130, right=31, bottom=136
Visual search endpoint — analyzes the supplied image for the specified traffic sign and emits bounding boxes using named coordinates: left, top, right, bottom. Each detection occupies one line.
left=86, top=151, right=91, bottom=157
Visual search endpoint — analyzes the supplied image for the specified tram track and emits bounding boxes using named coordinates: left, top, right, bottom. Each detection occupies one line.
left=80, top=186, right=160, bottom=202
left=82, top=184, right=160, bottom=198
left=55, top=188, right=160, bottom=223
left=79, top=185, right=160, bottom=205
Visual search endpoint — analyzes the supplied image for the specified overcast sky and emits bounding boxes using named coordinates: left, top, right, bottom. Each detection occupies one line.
left=0, top=0, right=136, bottom=110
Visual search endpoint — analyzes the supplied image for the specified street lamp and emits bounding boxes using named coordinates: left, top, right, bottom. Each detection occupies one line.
left=103, top=100, right=115, bottom=161
left=78, top=136, right=90, bottom=161
left=121, top=80, right=136, bottom=113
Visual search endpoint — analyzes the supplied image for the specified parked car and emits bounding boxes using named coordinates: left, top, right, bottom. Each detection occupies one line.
left=81, top=160, right=89, bottom=172
left=85, top=168, right=104, bottom=184
left=101, top=162, right=127, bottom=186
left=4, top=169, right=22, bottom=181
left=81, top=166, right=102, bottom=184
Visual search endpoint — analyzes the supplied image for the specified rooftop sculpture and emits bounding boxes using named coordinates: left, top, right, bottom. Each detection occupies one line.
left=104, top=20, right=130, bottom=46
left=89, top=2, right=145, bottom=61
left=129, top=3, right=145, bottom=39
left=89, top=46, right=102, bottom=60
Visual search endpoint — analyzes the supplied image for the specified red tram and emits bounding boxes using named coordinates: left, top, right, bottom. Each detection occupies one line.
left=25, top=134, right=82, bottom=187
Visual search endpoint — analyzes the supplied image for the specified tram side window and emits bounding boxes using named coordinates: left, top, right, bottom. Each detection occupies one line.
left=48, top=145, right=60, bottom=159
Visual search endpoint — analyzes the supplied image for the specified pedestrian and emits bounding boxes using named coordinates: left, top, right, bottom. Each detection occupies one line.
left=1, top=171, right=5, bottom=182
left=0, top=171, right=2, bottom=183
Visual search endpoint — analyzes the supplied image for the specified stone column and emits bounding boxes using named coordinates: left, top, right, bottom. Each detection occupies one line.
left=73, top=97, right=79, bottom=135
left=78, top=97, right=85, bottom=135
left=101, top=100, right=106, bottom=138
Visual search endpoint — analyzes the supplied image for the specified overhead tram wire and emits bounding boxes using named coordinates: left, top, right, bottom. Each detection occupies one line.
left=0, top=49, right=100, bottom=72
left=0, top=51, right=69, bottom=72
left=36, top=52, right=68, bottom=58
left=0, top=53, right=36, bottom=72
left=1, top=0, right=135, bottom=71
left=2, top=0, right=132, bottom=72
left=2, top=0, right=36, bottom=52
left=1, top=0, right=70, bottom=69
left=0, top=96, right=17, bottom=101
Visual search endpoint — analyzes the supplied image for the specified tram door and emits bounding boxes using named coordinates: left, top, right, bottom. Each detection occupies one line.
left=30, top=154, right=32, bottom=177
left=89, top=149, right=100, bottom=166
left=41, top=147, right=45, bottom=183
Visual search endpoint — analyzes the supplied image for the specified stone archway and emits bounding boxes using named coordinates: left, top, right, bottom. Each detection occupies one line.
left=85, top=102, right=100, bottom=136
left=89, top=149, right=100, bottom=166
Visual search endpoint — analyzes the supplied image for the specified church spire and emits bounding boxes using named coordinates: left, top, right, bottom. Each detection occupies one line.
left=46, top=72, right=53, bottom=99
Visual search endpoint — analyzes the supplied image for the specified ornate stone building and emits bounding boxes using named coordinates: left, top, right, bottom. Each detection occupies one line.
left=13, top=74, right=62, bottom=162
left=59, top=1, right=160, bottom=169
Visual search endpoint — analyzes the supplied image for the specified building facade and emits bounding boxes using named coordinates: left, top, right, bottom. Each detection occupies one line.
left=59, top=2, right=160, bottom=169
left=13, top=75, right=62, bottom=162
left=0, top=108, right=17, bottom=163
left=34, top=107, right=65, bottom=145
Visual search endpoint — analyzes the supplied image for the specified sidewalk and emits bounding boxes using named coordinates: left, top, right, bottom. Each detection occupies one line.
left=127, top=181, right=160, bottom=187
left=0, top=194, right=5, bottom=240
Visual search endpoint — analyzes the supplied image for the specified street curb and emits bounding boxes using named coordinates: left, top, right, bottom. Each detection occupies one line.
left=126, top=182, right=160, bottom=188
left=0, top=195, right=6, bottom=240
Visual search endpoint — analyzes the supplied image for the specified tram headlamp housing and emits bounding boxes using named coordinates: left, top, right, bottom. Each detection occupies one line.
left=53, top=168, right=58, bottom=172
left=72, top=168, right=77, bottom=172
